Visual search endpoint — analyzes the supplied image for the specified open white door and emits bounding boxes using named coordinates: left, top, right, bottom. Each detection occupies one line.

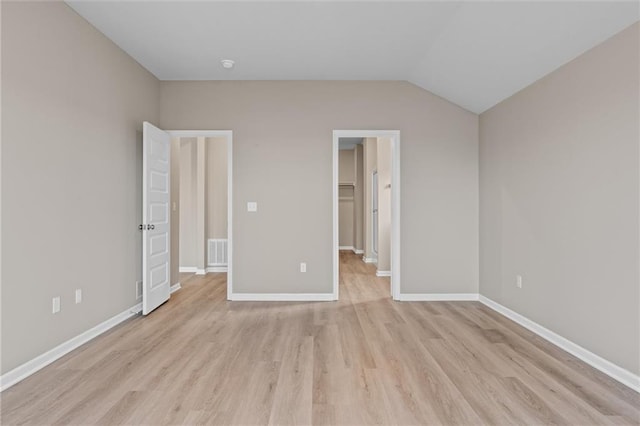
left=142, top=122, right=171, bottom=315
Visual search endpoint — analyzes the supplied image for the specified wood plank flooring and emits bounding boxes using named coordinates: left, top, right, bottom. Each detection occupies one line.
left=2, top=251, right=638, bottom=425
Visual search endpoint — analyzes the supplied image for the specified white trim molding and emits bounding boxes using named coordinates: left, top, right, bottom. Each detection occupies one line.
left=479, top=295, right=640, bottom=393
left=353, top=248, right=364, bottom=254
left=0, top=301, right=143, bottom=392
left=362, top=256, right=377, bottom=264
left=180, top=267, right=227, bottom=274
left=376, top=270, right=391, bottom=277
left=206, top=267, right=228, bottom=273
left=0, top=283, right=185, bottom=392
left=339, top=246, right=355, bottom=251
left=397, top=293, right=479, bottom=301
left=228, top=293, right=336, bottom=302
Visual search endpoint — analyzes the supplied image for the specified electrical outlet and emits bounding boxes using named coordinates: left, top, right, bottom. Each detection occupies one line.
left=247, top=202, right=258, bottom=212
left=52, top=297, right=60, bottom=314
left=516, top=275, right=523, bottom=289
left=136, top=281, right=143, bottom=299
left=75, top=289, right=82, bottom=304
left=300, top=262, right=307, bottom=273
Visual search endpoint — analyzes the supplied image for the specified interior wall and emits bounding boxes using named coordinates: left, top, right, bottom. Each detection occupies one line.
left=354, top=144, right=364, bottom=252
left=339, top=149, right=356, bottom=248
left=338, top=186, right=355, bottom=248
left=195, top=137, right=206, bottom=270
left=170, top=138, right=180, bottom=286
left=479, top=23, right=639, bottom=375
left=339, top=149, right=355, bottom=183
left=206, top=137, right=228, bottom=240
left=363, top=137, right=378, bottom=261
left=179, top=138, right=198, bottom=267
left=376, top=137, right=392, bottom=273
left=160, top=81, right=479, bottom=295
left=1, top=2, right=160, bottom=374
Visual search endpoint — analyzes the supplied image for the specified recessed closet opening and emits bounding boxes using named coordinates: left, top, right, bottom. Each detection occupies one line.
left=333, top=131, right=400, bottom=301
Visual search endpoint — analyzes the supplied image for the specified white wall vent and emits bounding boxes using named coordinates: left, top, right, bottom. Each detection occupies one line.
left=208, top=239, right=228, bottom=266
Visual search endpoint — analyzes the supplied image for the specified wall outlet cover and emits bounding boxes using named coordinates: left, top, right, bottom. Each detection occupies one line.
left=52, top=297, right=61, bottom=314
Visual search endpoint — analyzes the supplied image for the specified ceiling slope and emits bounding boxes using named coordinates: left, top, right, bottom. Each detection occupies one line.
left=67, top=1, right=639, bottom=113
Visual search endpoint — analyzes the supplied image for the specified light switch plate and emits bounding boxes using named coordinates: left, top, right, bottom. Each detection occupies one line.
left=247, top=202, right=258, bottom=212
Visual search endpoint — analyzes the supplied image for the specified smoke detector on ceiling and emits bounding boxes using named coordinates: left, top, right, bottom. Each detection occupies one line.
left=221, top=59, right=235, bottom=69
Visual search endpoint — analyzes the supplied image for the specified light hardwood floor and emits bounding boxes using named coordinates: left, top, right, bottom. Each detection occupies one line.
left=2, top=251, right=638, bottom=425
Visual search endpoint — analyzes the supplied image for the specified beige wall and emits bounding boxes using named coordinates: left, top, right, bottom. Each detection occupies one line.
left=179, top=138, right=198, bottom=267
left=338, top=186, right=355, bottom=248
left=339, top=149, right=355, bottom=183
left=480, top=23, right=639, bottom=375
left=206, top=137, right=228, bottom=240
left=339, top=149, right=356, bottom=247
left=195, top=138, right=206, bottom=270
left=376, top=138, right=392, bottom=272
left=1, top=2, right=160, bottom=374
left=160, top=81, right=479, bottom=294
left=363, top=137, right=378, bottom=260
left=170, top=138, right=180, bottom=286
left=354, top=145, right=364, bottom=252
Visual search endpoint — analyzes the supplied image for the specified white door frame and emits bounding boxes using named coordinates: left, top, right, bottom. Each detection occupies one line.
left=332, top=130, right=401, bottom=300
left=167, top=130, right=233, bottom=299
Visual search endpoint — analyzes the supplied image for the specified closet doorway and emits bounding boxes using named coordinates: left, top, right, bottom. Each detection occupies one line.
left=332, top=130, right=401, bottom=301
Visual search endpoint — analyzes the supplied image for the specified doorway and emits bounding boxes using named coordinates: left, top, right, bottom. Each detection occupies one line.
left=332, top=130, right=400, bottom=301
left=168, top=130, right=234, bottom=299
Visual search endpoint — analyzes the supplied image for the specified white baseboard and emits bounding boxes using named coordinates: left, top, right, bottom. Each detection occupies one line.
left=182, top=266, right=227, bottom=274
left=0, top=301, right=143, bottom=392
left=339, top=246, right=355, bottom=251
left=376, top=270, right=391, bottom=277
left=479, top=295, right=640, bottom=393
left=353, top=248, right=364, bottom=254
left=362, top=256, right=377, bottom=264
left=397, top=293, right=479, bottom=301
left=228, top=293, right=336, bottom=302
left=1, top=283, right=185, bottom=393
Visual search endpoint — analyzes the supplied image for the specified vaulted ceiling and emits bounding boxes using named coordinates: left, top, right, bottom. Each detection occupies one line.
left=67, top=1, right=639, bottom=113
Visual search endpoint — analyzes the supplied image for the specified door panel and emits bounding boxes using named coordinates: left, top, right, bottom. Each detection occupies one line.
left=142, top=122, right=171, bottom=315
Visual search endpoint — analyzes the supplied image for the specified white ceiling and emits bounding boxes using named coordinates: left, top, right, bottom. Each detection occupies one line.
left=67, top=1, right=639, bottom=113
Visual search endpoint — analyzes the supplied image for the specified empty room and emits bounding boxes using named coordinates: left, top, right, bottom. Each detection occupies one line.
left=1, top=1, right=639, bottom=425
